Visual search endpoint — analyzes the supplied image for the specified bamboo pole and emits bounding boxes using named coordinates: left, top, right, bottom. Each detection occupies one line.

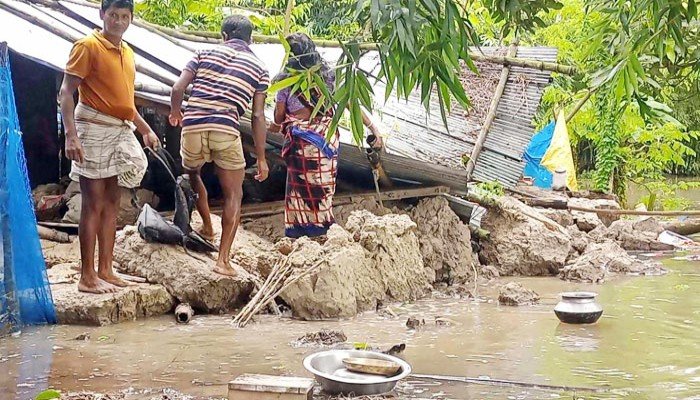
left=565, top=88, right=596, bottom=123
left=28, top=0, right=578, bottom=74
left=134, top=82, right=171, bottom=96
left=567, top=206, right=700, bottom=217
left=182, top=31, right=578, bottom=74
left=465, top=42, right=518, bottom=180
left=283, top=0, right=295, bottom=37
left=137, top=19, right=220, bottom=45
left=0, top=0, right=177, bottom=87
left=31, top=0, right=578, bottom=74
left=131, top=19, right=201, bottom=52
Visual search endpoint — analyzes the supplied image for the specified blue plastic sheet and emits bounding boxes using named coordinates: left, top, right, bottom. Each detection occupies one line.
left=0, top=44, right=56, bottom=335
left=523, top=121, right=555, bottom=189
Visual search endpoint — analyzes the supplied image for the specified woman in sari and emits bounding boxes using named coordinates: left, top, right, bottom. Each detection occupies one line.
left=272, top=33, right=381, bottom=238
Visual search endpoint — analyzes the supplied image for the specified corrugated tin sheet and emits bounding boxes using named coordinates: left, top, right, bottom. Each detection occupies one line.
left=473, top=47, right=558, bottom=187
left=1, top=0, right=557, bottom=188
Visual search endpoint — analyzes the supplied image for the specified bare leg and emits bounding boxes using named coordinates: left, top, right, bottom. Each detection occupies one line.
left=188, top=169, right=214, bottom=240
left=97, top=176, right=128, bottom=287
left=77, top=177, right=118, bottom=294
left=213, top=167, right=245, bottom=277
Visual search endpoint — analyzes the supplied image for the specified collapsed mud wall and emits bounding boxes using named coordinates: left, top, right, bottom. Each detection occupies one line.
left=281, top=212, right=430, bottom=319
left=45, top=195, right=481, bottom=323
left=408, top=197, right=477, bottom=284
left=480, top=197, right=572, bottom=276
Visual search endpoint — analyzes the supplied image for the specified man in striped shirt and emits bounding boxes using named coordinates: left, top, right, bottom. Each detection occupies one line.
left=169, top=15, right=269, bottom=277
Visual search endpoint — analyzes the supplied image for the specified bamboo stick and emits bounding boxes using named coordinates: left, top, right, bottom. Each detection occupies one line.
left=240, top=259, right=325, bottom=327
left=465, top=42, right=518, bottom=179
left=567, top=206, right=700, bottom=217
left=565, top=88, right=596, bottom=123
left=233, top=258, right=288, bottom=326
left=411, top=373, right=606, bottom=393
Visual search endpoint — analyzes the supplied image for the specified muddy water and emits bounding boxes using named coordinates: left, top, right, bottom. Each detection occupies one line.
left=2, top=258, right=699, bottom=400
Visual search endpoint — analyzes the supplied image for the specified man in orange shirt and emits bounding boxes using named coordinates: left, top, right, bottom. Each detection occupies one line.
left=59, top=0, right=159, bottom=294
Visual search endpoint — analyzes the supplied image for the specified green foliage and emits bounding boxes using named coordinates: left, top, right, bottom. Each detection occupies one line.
left=135, top=0, right=700, bottom=188
left=484, top=0, right=563, bottom=37
left=135, top=0, right=224, bottom=30
left=638, top=180, right=700, bottom=211
left=475, top=180, right=505, bottom=197
left=587, top=0, right=699, bottom=107
left=528, top=0, right=699, bottom=204
left=234, top=0, right=360, bottom=39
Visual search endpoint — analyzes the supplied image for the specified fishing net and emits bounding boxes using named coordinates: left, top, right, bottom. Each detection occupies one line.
left=0, top=43, right=56, bottom=335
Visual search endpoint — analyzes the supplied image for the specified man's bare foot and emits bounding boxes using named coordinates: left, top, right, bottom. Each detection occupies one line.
left=197, top=226, right=216, bottom=242
left=213, top=262, right=237, bottom=277
left=98, top=271, right=131, bottom=287
left=78, top=276, right=119, bottom=294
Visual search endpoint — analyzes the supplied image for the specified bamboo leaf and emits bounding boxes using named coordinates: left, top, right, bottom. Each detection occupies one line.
left=350, top=98, right=365, bottom=145
left=267, top=74, right=303, bottom=93
left=436, top=82, right=450, bottom=133
left=310, top=94, right=326, bottom=120
left=356, top=72, right=374, bottom=110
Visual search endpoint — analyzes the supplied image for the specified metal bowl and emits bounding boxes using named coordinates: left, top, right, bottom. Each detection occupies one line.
left=303, top=350, right=412, bottom=396
left=554, top=291, right=603, bottom=324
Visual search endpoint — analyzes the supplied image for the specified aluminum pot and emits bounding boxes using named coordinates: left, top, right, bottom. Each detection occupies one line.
left=554, top=292, right=603, bottom=324
left=303, top=350, right=411, bottom=396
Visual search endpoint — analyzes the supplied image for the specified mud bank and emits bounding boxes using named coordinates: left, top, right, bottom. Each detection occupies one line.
left=42, top=193, right=672, bottom=326
left=43, top=197, right=478, bottom=325
left=480, top=197, right=669, bottom=280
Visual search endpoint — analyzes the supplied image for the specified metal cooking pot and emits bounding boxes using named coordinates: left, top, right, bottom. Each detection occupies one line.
left=303, top=350, right=411, bottom=396
left=554, top=292, right=603, bottom=324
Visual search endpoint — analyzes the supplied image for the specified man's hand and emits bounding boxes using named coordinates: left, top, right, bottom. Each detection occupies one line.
left=169, top=109, right=183, bottom=127
left=65, top=134, right=85, bottom=163
left=255, top=158, right=269, bottom=182
left=143, top=131, right=161, bottom=150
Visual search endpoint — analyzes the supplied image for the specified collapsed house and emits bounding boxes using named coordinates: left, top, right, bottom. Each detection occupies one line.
left=1, top=0, right=559, bottom=197
left=2, top=0, right=589, bottom=326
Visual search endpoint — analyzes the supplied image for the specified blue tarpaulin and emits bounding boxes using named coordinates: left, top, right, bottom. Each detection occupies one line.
left=523, top=121, right=555, bottom=189
left=0, top=42, right=56, bottom=335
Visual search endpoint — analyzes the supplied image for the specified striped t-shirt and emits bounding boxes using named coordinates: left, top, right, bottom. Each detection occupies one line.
left=182, top=39, right=270, bottom=135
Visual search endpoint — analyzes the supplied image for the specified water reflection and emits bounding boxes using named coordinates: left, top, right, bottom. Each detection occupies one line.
left=553, top=323, right=602, bottom=352
left=0, top=259, right=699, bottom=399
left=8, top=326, right=54, bottom=400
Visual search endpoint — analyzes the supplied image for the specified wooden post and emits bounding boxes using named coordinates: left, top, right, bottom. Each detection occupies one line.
left=465, top=42, right=519, bottom=180
left=37, top=225, right=71, bottom=243
left=565, top=88, right=596, bottom=123
left=283, top=0, right=295, bottom=37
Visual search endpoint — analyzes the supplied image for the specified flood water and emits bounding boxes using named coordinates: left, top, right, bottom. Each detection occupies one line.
left=1, top=257, right=699, bottom=400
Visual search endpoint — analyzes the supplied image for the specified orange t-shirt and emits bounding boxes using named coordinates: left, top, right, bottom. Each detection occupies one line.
left=65, top=30, right=136, bottom=121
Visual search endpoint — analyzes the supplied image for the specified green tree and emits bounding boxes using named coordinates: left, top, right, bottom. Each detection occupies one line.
left=526, top=0, right=698, bottom=202
left=135, top=0, right=224, bottom=30
left=136, top=0, right=699, bottom=199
